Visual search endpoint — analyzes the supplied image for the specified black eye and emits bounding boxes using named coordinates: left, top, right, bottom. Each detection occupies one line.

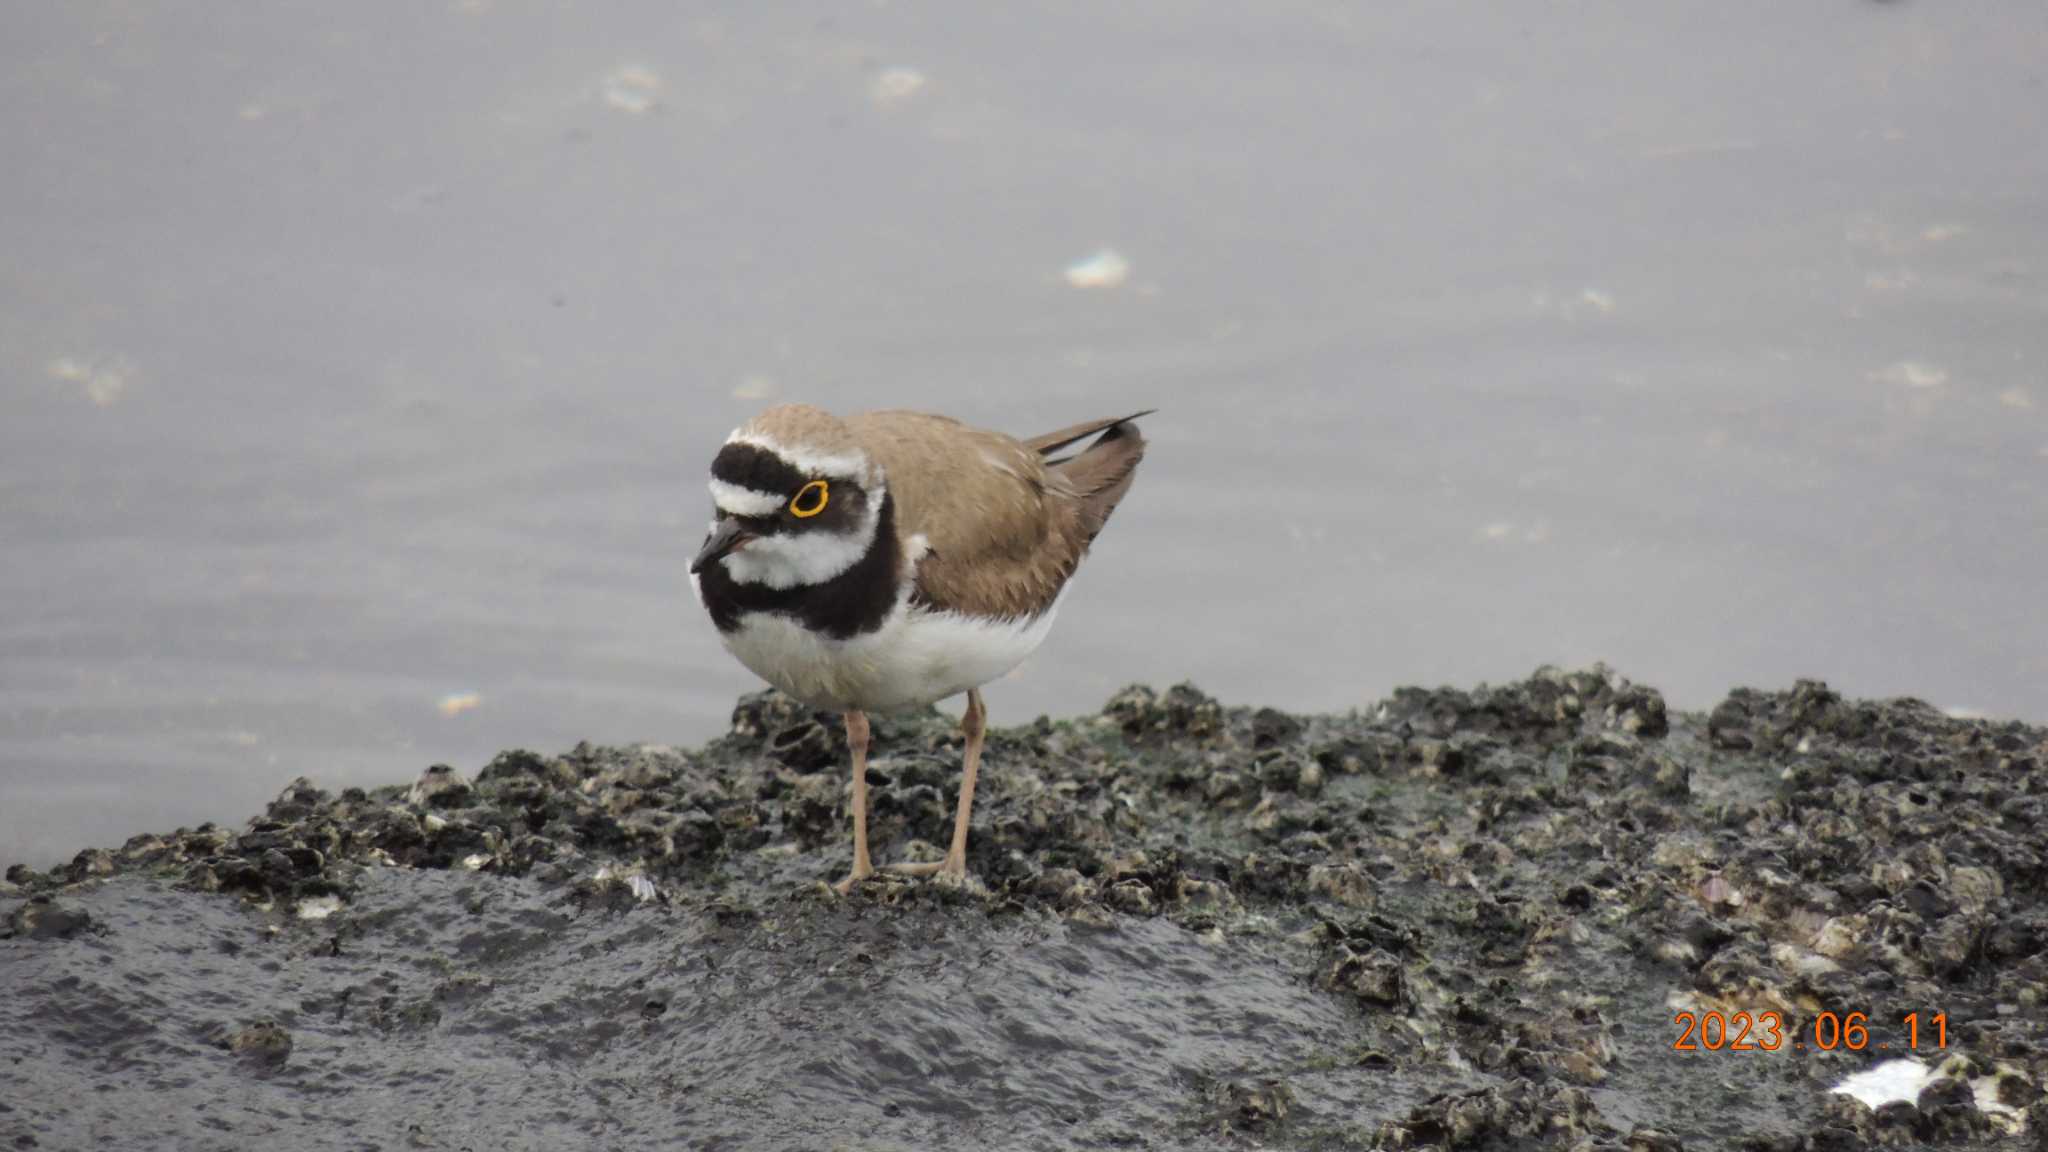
left=789, top=479, right=829, bottom=518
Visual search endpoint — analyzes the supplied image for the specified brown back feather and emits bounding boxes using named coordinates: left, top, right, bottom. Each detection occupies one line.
left=846, top=409, right=1148, bottom=619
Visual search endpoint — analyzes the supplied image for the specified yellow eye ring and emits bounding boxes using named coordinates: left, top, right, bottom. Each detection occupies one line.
left=789, top=479, right=829, bottom=518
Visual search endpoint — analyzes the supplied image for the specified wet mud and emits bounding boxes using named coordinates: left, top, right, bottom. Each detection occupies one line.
left=4, top=667, right=2045, bottom=1150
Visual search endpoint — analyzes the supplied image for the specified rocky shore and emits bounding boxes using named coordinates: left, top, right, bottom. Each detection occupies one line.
left=4, top=667, right=2045, bottom=1150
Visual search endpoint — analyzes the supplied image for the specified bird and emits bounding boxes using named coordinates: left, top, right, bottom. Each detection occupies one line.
left=688, top=403, right=1149, bottom=892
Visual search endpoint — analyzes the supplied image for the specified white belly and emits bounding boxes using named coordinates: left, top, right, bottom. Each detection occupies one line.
left=715, top=598, right=1063, bottom=713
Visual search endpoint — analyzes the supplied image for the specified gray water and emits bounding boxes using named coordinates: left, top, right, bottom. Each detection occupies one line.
left=4, top=0, right=2046, bottom=866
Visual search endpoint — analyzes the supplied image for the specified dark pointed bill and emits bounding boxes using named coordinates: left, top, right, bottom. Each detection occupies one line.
left=690, top=518, right=754, bottom=574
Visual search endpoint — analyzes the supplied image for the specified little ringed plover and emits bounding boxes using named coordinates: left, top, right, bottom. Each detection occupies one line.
left=689, top=403, right=1149, bottom=891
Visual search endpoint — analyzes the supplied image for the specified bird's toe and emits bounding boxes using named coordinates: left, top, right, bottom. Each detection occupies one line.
left=929, top=865, right=983, bottom=894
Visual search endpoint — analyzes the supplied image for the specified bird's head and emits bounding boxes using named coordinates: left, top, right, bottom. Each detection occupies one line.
left=692, top=404, right=885, bottom=589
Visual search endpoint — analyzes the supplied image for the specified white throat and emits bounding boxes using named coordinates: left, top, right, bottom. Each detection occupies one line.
left=717, top=483, right=887, bottom=590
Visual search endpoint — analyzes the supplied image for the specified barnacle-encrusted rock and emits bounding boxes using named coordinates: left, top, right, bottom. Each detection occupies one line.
left=5, top=665, right=2042, bottom=1150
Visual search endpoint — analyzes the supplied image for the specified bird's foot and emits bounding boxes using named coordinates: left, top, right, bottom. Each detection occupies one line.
left=833, top=861, right=875, bottom=896
left=886, top=854, right=975, bottom=889
left=929, top=864, right=982, bottom=894
left=882, top=839, right=945, bottom=877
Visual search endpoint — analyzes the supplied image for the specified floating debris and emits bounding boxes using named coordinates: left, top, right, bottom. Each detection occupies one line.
left=1921, top=222, right=1968, bottom=243
left=47, top=354, right=133, bottom=408
left=1530, top=288, right=1616, bottom=321
left=1064, top=249, right=1130, bottom=289
left=870, top=67, right=927, bottom=108
left=1998, top=387, right=2033, bottom=410
left=295, top=895, right=342, bottom=921
left=437, top=692, right=482, bottom=718
left=627, top=875, right=657, bottom=903
left=732, top=374, right=778, bottom=401
left=600, top=65, right=662, bottom=115
left=1870, top=361, right=1949, bottom=389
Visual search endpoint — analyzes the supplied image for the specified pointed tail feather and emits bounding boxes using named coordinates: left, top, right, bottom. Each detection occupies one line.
left=1024, top=409, right=1156, bottom=458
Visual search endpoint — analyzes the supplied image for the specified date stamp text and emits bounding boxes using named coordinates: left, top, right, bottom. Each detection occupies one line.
left=1672, top=1011, right=1949, bottom=1053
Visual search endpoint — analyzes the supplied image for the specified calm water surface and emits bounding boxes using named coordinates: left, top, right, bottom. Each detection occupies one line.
left=4, top=1, right=2046, bottom=864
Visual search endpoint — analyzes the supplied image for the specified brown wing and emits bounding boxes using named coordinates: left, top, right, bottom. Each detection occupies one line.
left=847, top=410, right=1147, bottom=619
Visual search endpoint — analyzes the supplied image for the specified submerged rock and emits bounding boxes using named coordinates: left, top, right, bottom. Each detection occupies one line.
left=1220, top=1078, right=1293, bottom=1133
left=217, top=1020, right=292, bottom=1068
left=5, top=896, right=94, bottom=941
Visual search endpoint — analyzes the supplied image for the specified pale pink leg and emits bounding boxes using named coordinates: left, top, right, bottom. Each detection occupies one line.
left=891, top=689, right=985, bottom=880
left=833, top=710, right=873, bottom=894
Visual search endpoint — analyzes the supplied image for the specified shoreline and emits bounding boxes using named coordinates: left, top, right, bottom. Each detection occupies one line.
left=5, top=665, right=2045, bottom=1150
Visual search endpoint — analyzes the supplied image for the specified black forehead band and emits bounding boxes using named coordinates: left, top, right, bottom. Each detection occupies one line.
left=711, top=443, right=811, bottom=493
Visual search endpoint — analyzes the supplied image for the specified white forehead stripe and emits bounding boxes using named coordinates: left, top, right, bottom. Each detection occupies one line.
left=708, top=479, right=786, bottom=518
left=725, top=430, right=871, bottom=482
